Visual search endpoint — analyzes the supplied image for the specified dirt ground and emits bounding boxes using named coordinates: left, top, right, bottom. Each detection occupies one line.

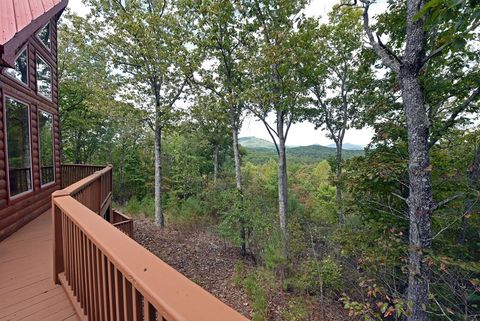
left=133, top=217, right=349, bottom=321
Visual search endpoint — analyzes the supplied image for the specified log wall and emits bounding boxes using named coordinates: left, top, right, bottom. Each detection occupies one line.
left=0, top=17, right=61, bottom=241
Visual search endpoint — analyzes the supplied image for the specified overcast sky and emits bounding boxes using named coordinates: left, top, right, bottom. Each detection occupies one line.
left=68, top=0, right=387, bottom=147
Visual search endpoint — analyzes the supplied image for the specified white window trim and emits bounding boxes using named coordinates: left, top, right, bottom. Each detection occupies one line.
left=36, top=22, right=52, bottom=51
left=4, top=96, right=34, bottom=200
left=36, top=54, right=53, bottom=102
left=2, top=45, right=29, bottom=88
left=38, top=110, right=56, bottom=188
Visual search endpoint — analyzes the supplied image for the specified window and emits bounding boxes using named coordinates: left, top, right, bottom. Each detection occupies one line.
left=5, top=97, right=32, bottom=197
left=39, top=111, right=54, bottom=186
left=37, top=23, right=51, bottom=50
left=4, top=48, right=28, bottom=85
left=36, top=56, right=52, bottom=100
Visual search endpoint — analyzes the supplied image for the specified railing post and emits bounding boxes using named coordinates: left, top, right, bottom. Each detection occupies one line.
left=52, top=190, right=67, bottom=284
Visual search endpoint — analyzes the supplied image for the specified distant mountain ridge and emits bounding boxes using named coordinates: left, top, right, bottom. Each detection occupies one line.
left=238, top=136, right=275, bottom=149
left=327, top=143, right=365, bottom=150
left=238, top=136, right=364, bottom=164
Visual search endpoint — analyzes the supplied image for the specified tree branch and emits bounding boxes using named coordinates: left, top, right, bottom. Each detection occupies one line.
left=429, top=87, right=480, bottom=147
left=361, top=2, right=401, bottom=74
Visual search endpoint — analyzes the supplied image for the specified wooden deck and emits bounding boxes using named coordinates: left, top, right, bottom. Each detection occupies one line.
left=0, top=210, right=79, bottom=321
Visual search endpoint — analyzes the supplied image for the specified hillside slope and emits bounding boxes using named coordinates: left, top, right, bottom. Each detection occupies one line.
left=239, top=137, right=364, bottom=164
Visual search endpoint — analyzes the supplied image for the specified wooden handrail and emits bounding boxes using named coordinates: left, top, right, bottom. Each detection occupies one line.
left=61, top=164, right=108, bottom=188
left=52, top=166, right=249, bottom=321
left=112, top=210, right=133, bottom=238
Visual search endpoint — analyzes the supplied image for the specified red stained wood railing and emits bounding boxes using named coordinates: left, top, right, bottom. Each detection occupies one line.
left=61, top=164, right=107, bottom=189
left=52, top=166, right=249, bottom=321
left=112, top=210, right=133, bottom=238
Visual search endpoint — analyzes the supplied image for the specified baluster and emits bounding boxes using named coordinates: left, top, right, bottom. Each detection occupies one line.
left=114, top=268, right=124, bottom=321
left=52, top=204, right=64, bottom=284
left=123, top=279, right=133, bottom=320
left=143, top=301, right=155, bottom=321
left=132, top=289, right=142, bottom=321
left=108, top=262, right=117, bottom=321
left=96, top=248, right=105, bottom=321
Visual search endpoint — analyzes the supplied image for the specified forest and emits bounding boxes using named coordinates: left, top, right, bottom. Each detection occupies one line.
left=59, top=0, right=479, bottom=320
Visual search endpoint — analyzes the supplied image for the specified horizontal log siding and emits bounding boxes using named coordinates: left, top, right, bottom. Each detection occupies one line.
left=0, top=17, right=62, bottom=242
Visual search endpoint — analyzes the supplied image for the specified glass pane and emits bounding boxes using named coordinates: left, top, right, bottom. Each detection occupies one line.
left=6, top=98, right=32, bottom=197
left=5, top=49, right=28, bottom=84
left=37, top=23, right=51, bottom=49
left=36, top=56, right=52, bottom=100
left=39, top=111, right=54, bottom=185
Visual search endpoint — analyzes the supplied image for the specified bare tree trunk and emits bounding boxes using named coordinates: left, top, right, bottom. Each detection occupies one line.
left=362, top=1, right=432, bottom=318
left=401, top=72, right=432, bottom=321
left=231, top=112, right=242, bottom=191
left=154, top=120, right=164, bottom=227
left=399, top=3, right=433, bottom=320
left=335, top=142, right=344, bottom=226
left=213, top=144, right=219, bottom=183
left=277, top=111, right=288, bottom=259
left=230, top=106, right=246, bottom=256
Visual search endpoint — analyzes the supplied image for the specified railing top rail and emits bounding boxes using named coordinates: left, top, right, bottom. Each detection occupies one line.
left=57, top=165, right=112, bottom=196
left=61, top=164, right=108, bottom=168
left=53, top=196, right=248, bottom=321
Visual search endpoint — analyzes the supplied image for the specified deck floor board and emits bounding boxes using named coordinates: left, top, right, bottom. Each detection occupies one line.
left=0, top=211, right=79, bottom=321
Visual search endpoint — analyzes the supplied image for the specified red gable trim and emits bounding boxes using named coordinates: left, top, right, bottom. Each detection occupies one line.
left=0, top=0, right=68, bottom=67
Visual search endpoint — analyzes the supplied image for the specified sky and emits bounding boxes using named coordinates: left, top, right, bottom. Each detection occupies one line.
left=68, top=0, right=387, bottom=147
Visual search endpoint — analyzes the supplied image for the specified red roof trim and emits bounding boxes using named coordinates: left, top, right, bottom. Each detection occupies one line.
left=0, top=0, right=68, bottom=67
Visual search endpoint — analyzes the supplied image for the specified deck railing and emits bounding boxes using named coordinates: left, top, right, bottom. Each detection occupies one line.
left=61, top=164, right=107, bottom=189
left=52, top=166, right=248, bottom=321
left=112, top=210, right=134, bottom=238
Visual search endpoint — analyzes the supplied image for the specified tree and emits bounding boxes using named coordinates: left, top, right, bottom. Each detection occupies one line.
left=301, top=7, right=374, bottom=226
left=353, top=0, right=480, bottom=319
left=192, top=0, right=249, bottom=254
left=242, top=0, right=309, bottom=260
left=85, top=0, right=195, bottom=226
left=58, top=13, right=120, bottom=165
left=190, top=95, right=231, bottom=183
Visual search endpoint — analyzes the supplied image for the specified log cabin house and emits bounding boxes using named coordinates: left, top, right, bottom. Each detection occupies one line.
left=0, top=1, right=249, bottom=320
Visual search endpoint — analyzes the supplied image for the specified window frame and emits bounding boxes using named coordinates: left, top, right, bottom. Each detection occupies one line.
left=2, top=44, right=29, bottom=88
left=35, top=54, right=53, bottom=101
left=38, top=109, right=55, bottom=188
left=3, top=95, right=34, bottom=200
left=36, top=22, right=52, bottom=51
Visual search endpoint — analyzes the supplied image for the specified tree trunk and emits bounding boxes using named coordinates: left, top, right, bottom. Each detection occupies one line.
left=231, top=110, right=242, bottom=191
left=462, top=145, right=480, bottom=243
left=399, top=2, right=432, bottom=320
left=277, top=111, right=288, bottom=259
left=401, top=72, right=432, bottom=321
left=335, top=142, right=344, bottom=226
left=213, top=144, right=219, bottom=183
left=154, top=120, right=164, bottom=227
left=230, top=106, right=246, bottom=256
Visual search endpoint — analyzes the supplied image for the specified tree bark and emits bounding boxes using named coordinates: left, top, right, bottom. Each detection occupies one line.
left=230, top=106, right=246, bottom=256
left=335, top=142, right=344, bottom=226
left=277, top=111, right=289, bottom=259
left=400, top=3, right=433, bottom=320
left=154, top=119, right=164, bottom=227
left=401, top=72, right=432, bottom=321
left=231, top=108, right=242, bottom=191
left=363, top=1, right=432, bottom=318
left=153, top=78, right=164, bottom=227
